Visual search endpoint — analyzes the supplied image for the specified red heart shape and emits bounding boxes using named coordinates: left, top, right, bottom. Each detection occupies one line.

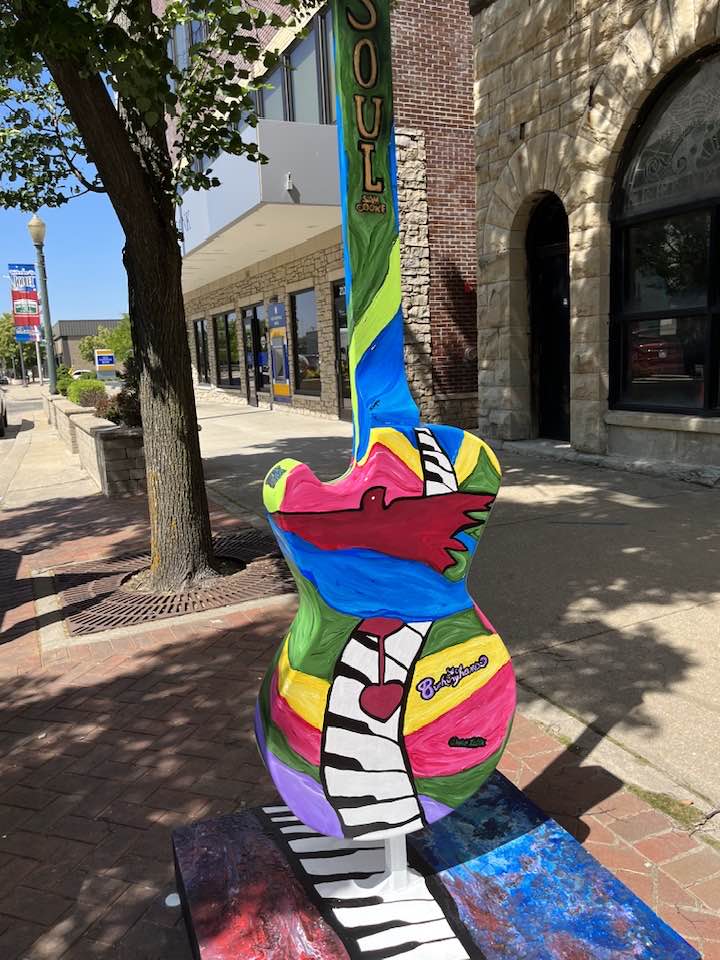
left=359, top=681, right=405, bottom=722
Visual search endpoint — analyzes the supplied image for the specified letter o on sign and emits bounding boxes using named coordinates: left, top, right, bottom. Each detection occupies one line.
left=353, top=37, right=378, bottom=89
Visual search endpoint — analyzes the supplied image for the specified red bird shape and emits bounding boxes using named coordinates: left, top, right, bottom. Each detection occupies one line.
left=273, top=486, right=495, bottom=573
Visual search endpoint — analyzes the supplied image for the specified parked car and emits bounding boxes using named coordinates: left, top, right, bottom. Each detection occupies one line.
left=0, top=387, right=7, bottom=437
left=0, top=376, right=9, bottom=385
left=71, top=369, right=94, bottom=380
left=630, top=338, right=685, bottom=377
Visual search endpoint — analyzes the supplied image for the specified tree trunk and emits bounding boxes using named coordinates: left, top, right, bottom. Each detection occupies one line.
left=43, top=54, right=216, bottom=591
left=124, top=234, right=215, bottom=592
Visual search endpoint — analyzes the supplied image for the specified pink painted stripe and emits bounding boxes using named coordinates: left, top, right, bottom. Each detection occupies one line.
left=473, top=601, right=497, bottom=635
left=405, top=661, right=516, bottom=779
left=269, top=671, right=322, bottom=767
left=278, top=447, right=423, bottom=513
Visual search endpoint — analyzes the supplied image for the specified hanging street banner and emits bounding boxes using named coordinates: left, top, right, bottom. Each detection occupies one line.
left=8, top=263, right=41, bottom=342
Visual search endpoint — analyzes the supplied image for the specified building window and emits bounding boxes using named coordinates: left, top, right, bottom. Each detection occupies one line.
left=322, top=8, right=336, bottom=124
left=189, top=19, right=206, bottom=45
left=288, top=28, right=321, bottom=123
left=213, top=312, right=241, bottom=388
left=193, top=319, right=210, bottom=385
left=611, top=51, right=720, bottom=415
left=262, top=64, right=287, bottom=121
left=291, top=288, right=321, bottom=396
left=258, top=14, right=335, bottom=125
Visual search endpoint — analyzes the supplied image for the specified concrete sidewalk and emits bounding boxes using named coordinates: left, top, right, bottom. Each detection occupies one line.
left=0, top=391, right=719, bottom=956
left=195, top=398, right=720, bottom=810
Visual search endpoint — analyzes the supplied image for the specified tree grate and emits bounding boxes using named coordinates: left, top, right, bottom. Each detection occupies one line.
left=54, top=530, right=295, bottom=637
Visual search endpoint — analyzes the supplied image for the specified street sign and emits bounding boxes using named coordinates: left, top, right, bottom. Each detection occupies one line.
left=8, top=264, right=41, bottom=336
left=95, top=349, right=116, bottom=381
left=13, top=325, right=36, bottom=343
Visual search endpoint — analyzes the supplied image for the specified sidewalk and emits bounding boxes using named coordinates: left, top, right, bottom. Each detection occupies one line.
left=0, top=393, right=718, bottom=957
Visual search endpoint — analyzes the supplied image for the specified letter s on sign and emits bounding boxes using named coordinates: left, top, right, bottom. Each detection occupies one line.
left=347, top=0, right=378, bottom=30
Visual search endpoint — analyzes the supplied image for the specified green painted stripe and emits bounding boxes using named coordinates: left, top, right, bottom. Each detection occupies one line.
left=288, top=565, right=360, bottom=683
left=420, top=607, right=494, bottom=658
left=459, top=447, right=502, bottom=496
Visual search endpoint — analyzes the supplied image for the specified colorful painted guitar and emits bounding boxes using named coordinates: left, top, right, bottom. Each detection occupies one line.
left=255, top=0, right=515, bottom=842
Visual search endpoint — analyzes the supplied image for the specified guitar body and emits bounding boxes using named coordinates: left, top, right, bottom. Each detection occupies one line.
left=257, top=425, right=515, bottom=840
left=255, top=0, right=515, bottom=841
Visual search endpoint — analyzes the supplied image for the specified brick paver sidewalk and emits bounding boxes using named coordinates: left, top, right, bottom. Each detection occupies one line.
left=0, top=464, right=719, bottom=956
left=1, top=607, right=719, bottom=959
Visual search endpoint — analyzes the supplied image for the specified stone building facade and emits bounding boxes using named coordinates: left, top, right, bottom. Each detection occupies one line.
left=472, top=0, right=720, bottom=466
left=181, top=0, right=479, bottom=426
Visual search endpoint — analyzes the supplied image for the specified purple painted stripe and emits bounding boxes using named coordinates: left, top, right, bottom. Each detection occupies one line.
left=420, top=794, right=453, bottom=823
left=256, top=707, right=344, bottom=838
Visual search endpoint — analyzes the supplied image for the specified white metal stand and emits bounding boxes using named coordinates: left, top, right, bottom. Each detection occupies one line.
left=384, top=833, right=408, bottom=891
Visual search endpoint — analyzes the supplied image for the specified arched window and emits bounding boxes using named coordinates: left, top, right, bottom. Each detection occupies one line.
left=611, top=51, right=720, bottom=415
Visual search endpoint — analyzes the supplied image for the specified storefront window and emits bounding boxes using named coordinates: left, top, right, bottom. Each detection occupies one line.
left=333, top=280, right=350, bottom=409
left=193, top=319, right=210, bottom=385
left=257, top=306, right=270, bottom=391
left=291, top=288, right=321, bottom=396
left=611, top=52, right=720, bottom=415
left=213, top=312, right=241, bottom=388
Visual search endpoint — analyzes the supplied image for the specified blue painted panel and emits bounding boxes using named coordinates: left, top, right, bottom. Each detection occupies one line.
left=411, top=774, right=699, bottom=960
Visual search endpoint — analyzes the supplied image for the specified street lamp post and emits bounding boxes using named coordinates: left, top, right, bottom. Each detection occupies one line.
left=27, top=214, right=57, bottom=395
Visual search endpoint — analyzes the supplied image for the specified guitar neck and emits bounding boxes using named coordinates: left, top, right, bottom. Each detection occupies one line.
left=331, top=0, right=420, bottom=461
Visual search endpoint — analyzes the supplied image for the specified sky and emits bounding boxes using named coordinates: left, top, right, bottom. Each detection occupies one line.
left=0, top=191, right=128, bottom=322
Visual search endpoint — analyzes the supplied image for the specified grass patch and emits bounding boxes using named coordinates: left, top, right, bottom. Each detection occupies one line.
left=627, top=784, right=701, bottom=832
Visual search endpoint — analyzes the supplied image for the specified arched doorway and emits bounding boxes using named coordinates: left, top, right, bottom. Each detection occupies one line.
left=527, top=193, right=571, bottom=441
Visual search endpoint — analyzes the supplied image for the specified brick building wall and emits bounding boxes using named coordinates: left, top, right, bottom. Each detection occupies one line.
left=392, top=0, right=479, bottom=422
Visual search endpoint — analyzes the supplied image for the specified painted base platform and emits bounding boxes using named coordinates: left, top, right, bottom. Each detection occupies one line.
left=172, top=773, right=700, bottom=960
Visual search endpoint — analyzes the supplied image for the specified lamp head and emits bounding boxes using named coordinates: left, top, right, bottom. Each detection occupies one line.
left=27, top=213, right=46, bottom=246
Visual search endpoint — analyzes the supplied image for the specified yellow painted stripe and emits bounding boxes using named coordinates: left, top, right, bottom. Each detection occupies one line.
left=358, top=427, right=423, bottom=478
left=403, top=634, right=510, bottom=735
left=263, top=458, right=301, bottom=513
left=455, top=433, right=501, bottom=484
left=277, top=636, right=328, bottom=730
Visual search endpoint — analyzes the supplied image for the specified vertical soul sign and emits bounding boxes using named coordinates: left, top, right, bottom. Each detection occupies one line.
left=350, top=0, right=386, bottom=206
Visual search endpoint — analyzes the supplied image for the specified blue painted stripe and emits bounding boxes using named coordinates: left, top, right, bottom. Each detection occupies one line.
left=353, top=307, right=419, bottom=461
left=430, top=424, right=464, bottom=465
left=270, top=519, right=472, bottom=620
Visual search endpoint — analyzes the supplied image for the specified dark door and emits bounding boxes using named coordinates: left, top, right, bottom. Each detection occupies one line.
left=333, top=280, right=352, bottom=420
left=527, top=194, right=571, bottom=441
left=241, top=305, right=261, bottom=407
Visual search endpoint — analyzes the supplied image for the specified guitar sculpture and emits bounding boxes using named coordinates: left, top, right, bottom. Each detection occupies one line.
left=256, top=0, right=515, bottom=843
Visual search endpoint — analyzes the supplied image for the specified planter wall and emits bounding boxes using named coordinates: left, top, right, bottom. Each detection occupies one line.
left=46, top=396, right=146, bottom=497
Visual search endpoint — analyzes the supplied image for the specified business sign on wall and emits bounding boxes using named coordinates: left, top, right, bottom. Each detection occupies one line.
left=8, top=263, right=41, bottom=342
